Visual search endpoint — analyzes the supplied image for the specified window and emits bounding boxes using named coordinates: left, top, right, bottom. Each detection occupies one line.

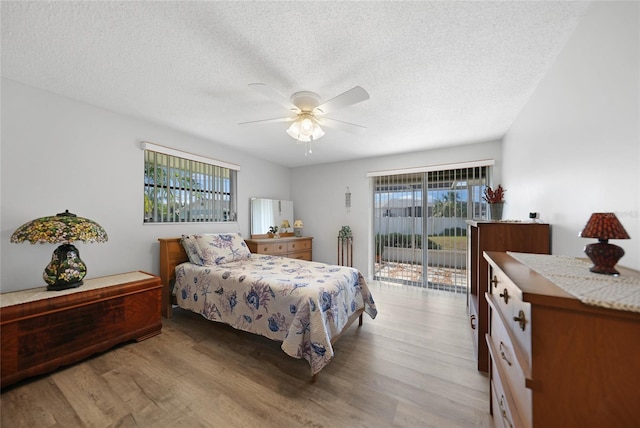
left=142, top=142, right=239, bottom=223
left=368, top=160, right=493, bottom=292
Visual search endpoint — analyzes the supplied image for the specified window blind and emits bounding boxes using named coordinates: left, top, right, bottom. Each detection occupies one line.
left=372, top=163, right=492, bottom=292
left=142, top=142, right=238, bottom=223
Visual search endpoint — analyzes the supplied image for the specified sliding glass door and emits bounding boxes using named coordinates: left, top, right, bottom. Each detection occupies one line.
left=372, top=164, right=491, bottom=292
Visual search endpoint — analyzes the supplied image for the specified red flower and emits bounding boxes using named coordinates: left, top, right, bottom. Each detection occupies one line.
left=483, top=185, right=506, bottom=203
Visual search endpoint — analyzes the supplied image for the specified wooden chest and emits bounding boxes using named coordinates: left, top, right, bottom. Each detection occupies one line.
left=1, top=271, right=162, bottom=387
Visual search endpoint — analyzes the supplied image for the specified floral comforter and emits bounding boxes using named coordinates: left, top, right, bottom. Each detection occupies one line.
left=174, top=255, right=377, bottom=375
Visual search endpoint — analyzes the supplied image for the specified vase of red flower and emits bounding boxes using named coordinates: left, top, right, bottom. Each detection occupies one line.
left=489, top=202, right=504, bottom=221
left=483, top=185, right=506, bottom=221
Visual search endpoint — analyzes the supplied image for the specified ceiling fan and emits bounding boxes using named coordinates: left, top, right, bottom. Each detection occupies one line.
left=239, top=83, right=370, bottom=149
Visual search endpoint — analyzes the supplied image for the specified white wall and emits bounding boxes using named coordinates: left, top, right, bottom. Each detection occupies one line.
left=290, top=141, right=502, bottom=277
left=293, top=2, right=640, bottom=275
left=1, top=78, right=291, bottom=292
left=502, top=1, right=639, bottom=270
left=4, top=1, right=636, bottom=293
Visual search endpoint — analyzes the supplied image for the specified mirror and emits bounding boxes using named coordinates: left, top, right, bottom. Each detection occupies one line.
left=250, top=198, right=294, bottom=237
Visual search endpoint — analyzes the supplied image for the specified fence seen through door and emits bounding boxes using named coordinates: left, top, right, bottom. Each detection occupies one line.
left=372, top=165, right=491, bottom=293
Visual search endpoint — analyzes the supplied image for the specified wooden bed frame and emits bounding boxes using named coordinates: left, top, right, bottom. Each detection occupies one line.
left=157, top=237, right=364, bottom=378
left=158, top=237, right=186, bottom=318
left=158, top=237, right=364, bottom=321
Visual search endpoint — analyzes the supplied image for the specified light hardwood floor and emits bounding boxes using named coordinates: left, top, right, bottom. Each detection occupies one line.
left=1, top=282, right=492, bottom=427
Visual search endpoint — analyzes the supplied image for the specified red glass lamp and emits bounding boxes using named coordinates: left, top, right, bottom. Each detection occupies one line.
left=579, top=213, right=630, bottom=275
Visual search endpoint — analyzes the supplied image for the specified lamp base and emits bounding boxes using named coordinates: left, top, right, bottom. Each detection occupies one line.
left=43, top=243, right=87, bottom=290
left=584, top=241, right=625, bottom=275
left=47, top=280, right=84, bottom=291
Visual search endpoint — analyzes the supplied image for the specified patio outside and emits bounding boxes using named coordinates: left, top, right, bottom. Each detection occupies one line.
left=374, top=234, right=467, bottom=294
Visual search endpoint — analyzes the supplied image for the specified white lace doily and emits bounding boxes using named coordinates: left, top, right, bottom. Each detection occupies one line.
left=507, top=252, right=640, bottom=313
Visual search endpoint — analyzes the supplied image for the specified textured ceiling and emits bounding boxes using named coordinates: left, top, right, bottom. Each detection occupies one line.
left=1, top=1, right=590, bottom=168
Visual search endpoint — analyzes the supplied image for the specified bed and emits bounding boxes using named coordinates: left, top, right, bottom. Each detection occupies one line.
left=158, top=234, right=377, bottom=378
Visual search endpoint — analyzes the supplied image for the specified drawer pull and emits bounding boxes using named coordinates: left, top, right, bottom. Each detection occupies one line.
left=499, top=341, right=513, bottom=366
left=513, top=310, right=527, bottom=331
left=490, top=275, right=499, bottom=288
left=498, top=396, right=514, bottom=428
left=499, top=288, right=510, bottom=304
left=470, top=314, right=476, bottom=330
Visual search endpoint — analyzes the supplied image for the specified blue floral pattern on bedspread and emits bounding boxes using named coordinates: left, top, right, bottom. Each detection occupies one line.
left=175, top=255, right=377, bottom=375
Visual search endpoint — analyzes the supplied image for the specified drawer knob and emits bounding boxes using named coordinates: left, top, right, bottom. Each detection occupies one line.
left=470, top=314, right=476, bottom=330
left=499, top=288, right=510, bottom=304
left=499, top=396, right=514, bottom=428
left=490, top=275, right=499, bottom=288
left=499, top=341, right=513, bottom=366
left=513, top=310, right=527, bottom=331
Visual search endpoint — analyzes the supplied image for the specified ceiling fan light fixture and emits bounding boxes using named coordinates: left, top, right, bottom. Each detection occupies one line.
left=286, top=114, right=324, bottom=142
left=301, top=117, right=314, bottom=135
left=243, top=83, right=369, bottom=149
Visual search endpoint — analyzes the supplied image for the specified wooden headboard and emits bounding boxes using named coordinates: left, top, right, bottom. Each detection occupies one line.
left=158, top=238, right=188, bottom=318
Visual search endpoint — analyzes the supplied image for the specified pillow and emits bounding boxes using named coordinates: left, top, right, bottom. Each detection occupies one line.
left=181, top=235, right=205, bottom=265
left=194, top=233, right=251, bottom=265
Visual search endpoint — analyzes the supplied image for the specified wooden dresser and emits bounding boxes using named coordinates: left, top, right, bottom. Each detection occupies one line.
left=466, top=220, right=550, bottom=372
left=245, top=236, right=313, bottom=261
left=0, top=272, right=162, bottom=387
left=484, top=251, right=640, bottom=427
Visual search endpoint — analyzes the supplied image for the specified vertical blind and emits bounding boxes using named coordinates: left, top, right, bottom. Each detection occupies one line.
left=142, top=142, right=239, bottom=223
left=371, top=162, right=492, bottom=292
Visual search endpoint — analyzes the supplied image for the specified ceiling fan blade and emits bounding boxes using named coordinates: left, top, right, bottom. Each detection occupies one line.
left=318, top=117, right=367, bottom=134
left=238, top=117, right=294, bottom=125
left=248, top=83, right=300, bottom=112
left=314, top=86, right=370, bottom=115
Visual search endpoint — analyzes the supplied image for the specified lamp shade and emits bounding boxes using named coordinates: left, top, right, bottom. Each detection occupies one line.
left=286, top=114, right=325, bottom=142
left=280, top=219, right=291, bottom=229
left=11, top=210, right=108, bottom=244
left=579, top=212, right=630, bottom=275
left=11, top=210, right=108, bottom=290
left=293, top=220, right=304, bottom=228
left=579, top=212, right=630, bottom=240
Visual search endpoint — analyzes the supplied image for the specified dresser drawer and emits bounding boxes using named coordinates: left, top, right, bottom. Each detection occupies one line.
left=487, top=296, right=532, bottom=426
left=288, top=250, right=312, bottom=261
left=491, top=358, right=526, bottom=428
left=255, top=241, right=288, bottom=255
left=489, top=267, right=514, bottom=320
left=287, top=239, right=311, bottom=253
left=489, top=265, right=532, bottom=369
left=469, top=297, right=480, bottom=355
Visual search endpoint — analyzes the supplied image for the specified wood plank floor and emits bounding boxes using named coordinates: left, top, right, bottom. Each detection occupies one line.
left=1, top=281, right=492, bottom=427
